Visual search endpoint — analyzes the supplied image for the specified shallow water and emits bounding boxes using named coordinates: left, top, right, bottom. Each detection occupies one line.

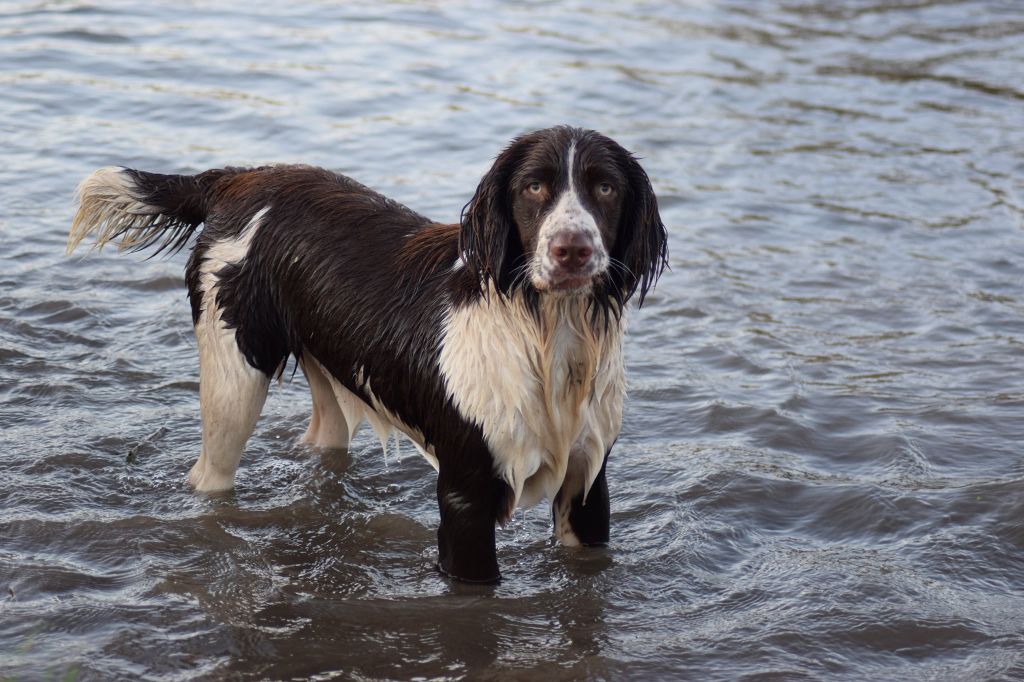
left=2, top=0, right=1023, bottom=679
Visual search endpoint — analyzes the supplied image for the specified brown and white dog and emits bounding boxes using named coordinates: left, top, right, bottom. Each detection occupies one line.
left=67, top=126, right=667, bottom=582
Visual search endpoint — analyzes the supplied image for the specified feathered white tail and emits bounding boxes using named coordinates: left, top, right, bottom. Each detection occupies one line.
left=67, top=166, right=211, bottom=256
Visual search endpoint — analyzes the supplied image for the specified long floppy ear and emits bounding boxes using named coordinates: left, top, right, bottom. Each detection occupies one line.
left=607, top=154, right=668, bottom=308
left=459, top=141, right=528, bottom=297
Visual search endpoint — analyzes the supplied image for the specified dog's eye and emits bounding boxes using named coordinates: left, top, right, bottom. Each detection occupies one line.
left=527, top=181, right=544, bottom=195
left=597, top=182, right=614, bottom=196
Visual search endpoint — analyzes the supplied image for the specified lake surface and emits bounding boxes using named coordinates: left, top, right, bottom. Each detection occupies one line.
left=2, top=0, right=1023, bottom=679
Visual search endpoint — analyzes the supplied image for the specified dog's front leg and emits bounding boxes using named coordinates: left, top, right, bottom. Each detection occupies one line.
left=435, top=463, right=510, bottom=583
left=552, top=449, right=611, bottom=547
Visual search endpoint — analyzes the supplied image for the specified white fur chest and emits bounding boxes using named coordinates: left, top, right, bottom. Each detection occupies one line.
left=438, top=292, right=626, bottom=510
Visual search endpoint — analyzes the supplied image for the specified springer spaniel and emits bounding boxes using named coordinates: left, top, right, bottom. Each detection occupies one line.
left=67, top=126, right=667, bottom=582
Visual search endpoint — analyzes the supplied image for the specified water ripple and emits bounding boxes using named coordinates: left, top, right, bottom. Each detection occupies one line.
left=1, top=0, right=1023, bottom=679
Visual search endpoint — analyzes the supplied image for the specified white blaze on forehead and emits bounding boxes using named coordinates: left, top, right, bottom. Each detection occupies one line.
left=566, top=142, right=577, bottom=194
left=532, top=141, right=609, bottom=285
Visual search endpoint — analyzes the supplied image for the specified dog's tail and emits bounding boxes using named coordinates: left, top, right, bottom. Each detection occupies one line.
left=67, top=167, right=225, bottom=256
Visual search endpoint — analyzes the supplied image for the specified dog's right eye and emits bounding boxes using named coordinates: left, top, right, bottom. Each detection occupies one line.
left=527, top=182, right=544, bottom=195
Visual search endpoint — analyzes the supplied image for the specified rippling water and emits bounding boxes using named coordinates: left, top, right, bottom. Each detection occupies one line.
left=2, top=0, right=1023, bottom=679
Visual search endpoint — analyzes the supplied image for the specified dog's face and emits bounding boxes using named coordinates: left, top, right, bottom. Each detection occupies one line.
left=461, top=126, right=667, bottom=308
left=506, top=128, right=621, bottom=292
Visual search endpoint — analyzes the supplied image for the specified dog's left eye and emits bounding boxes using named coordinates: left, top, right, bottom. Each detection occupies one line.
left=597, top=182, right=614, bottom=196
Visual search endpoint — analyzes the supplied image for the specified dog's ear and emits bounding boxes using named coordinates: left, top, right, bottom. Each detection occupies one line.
left=460, top=141, right=527, bottom=296
left=607, top=154, right=668, bottom=308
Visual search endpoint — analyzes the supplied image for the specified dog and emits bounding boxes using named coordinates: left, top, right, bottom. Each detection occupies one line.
left=67, top=125, right=667, bottom=582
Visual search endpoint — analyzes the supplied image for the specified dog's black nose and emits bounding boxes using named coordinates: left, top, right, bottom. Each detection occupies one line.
left=549, top=231, right=593, bottom=271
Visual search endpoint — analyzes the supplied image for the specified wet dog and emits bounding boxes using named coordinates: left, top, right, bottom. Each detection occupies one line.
left=68, top=126, right=667, bottom=582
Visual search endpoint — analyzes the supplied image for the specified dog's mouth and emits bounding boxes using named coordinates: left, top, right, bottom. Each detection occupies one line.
left=532, top=270, right=596, bottom=293
left=549, top=274, right=593, bottom=291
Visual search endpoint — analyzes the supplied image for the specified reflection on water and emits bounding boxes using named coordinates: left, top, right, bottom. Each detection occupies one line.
left=1, top=0, right=1023, bottom=678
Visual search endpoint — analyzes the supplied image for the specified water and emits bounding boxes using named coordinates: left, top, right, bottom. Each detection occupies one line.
left=1, top=0, right=1023, bottom=679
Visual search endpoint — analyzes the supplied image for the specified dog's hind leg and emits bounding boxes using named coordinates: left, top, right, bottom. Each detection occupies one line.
left=299, top=357, right=357, bottom=449
left=187, top=299, right=270, bottom=492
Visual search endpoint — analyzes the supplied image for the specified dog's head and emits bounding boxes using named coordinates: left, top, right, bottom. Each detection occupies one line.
left=461, top=126, right=667, bottom=310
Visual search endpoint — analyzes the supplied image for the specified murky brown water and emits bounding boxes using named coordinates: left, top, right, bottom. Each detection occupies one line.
left=2, top=0, right=1023, bottom=679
